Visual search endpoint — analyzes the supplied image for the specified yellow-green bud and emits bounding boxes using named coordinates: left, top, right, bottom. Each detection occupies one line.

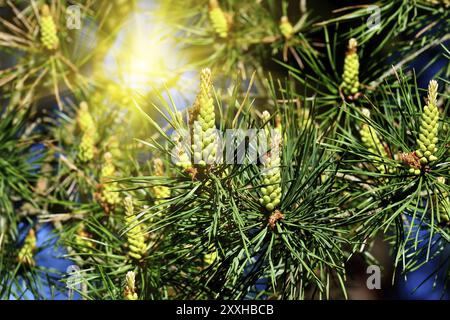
left=259, top=111, right=282, bottom=212
left=124, top=271, right=138, bottom=300
left=153, top=159, right=170, bottom=206
left=74, top=223, right=94, bottom=254
left=360, top=123, right=389, bottom=174
left=124, top=197, right=147, bottom=261
left=78, top=133, right=95, bottom=162
left=209, top=0, right=229, bottom=38
left=436, top=177, right=450, bottom=223
left=341, top=38, right=360, bottom=97
left=40, top=5, right=59, bottom=50
left=415, top=80, right=439, bottom=164
left=77, top=102, right=96, bottom=162
left=204, top=245, right=218, bottom=266
left=17, top=229, right=37, bottom=267
left=77, top=102, right=96, bottom=133
left=100, top=153, right=121, bottom=206
left=191, top=68, right=218, bottom=166
left=280, top=16, right=294, bottom=39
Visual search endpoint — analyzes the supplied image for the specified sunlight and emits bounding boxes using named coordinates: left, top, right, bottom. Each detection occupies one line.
left=103, top=6, right=187, bottom=94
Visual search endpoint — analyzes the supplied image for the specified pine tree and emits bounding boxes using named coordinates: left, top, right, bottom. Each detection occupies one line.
left=0, top=0, right=449, bottom=300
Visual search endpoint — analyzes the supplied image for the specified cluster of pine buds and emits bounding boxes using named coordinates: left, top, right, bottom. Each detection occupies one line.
left=279, top=16, right=294, bottom=39
left=40, top=5, right=59, bottom=50
left=191, top=68, right=218, bottom=167
left=341, top=38, right=360, bottom=97
left=17, top=229, right=36, bottom=267
left=100, top=152, right=121, bottom=207
left=124, top=197, right=147, bottom=261
left=152, top=159, right=170, bottom=206
left=123, top=271, right=138, bottom=300
left=259, top=111, right=282, bottom=212
left=77, top=102, right=96, bottom=163
left=416, top=80, right=440, bottom=165
left=209, top=0, right=229, bottom=38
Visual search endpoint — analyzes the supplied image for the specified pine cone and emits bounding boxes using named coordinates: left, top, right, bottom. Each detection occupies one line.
left=341, top=38, right=360, bottom=97
left=124, top=197, right=147, bottom=261
left=124, top=271, right=138, bottom=300
left=100, top=153, right=121, bottom=207
left=191, top=68, right=218, bottom=166
left=78, top=133, right=95, bottom=162
left=259, top=111, right=282, bottom=212
left=416, top=80, right=439, bottom=164
left=40, top=5, right=59, bottom=50
left=209, top=0, right=229, bottom=38
left=360, top=123, right=389, bottom=174
left=153, top=159, right=171, bottom=206
left=280, top=16, right=294, bottom=39
left=17, top=229, right=37, bottom=267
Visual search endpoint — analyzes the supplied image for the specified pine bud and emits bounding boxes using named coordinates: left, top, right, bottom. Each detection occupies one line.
left=40, top=4, right=59, bottom=50
left=78, top=133, right=95, bottom=162
left=100, top=153, right=121, bottom=207
left=77, top=102, right=96, bottom=162
left=191, top=68, right=218, bottom=166
left=204, top=246, right=218, bottom=266
left=17, top=229, right=37, bottom=267
left=174, top=142, right=192, bottom=170
left=359, top=123, right=389, bottom=174
left=124, top=271, right=138, bottom=300
left=152, top=159, right=170, bottom=206
left=259, top=111, right=282, bottom=212
left=209, top=0, right=229, bottom=38
left=75, top=223, right=94, bottom=254
left=341, top=38, right=360, bottom=97
left=436, top=177, right=450, bottom=223
left=279, top=16, right=294, bottom=39
left=415, top=80, right=439, bottom=165
left=77, top=102, right=95, bottom=133
left=172, top=112, right=193, bottom=170
left=124, top=196, right=147, bottom=261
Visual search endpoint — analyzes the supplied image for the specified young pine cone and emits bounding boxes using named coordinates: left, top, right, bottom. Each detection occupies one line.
left=360, top=123, right=389, bottom=174
left=280, top=16, right=294, bottom=39
left=259, top=111, right=282, bottom=212
left=191, top=68, right=218, bottom=166
left=153, top=159, right=171, bottom=206
left=341, top=38, right=360, bottom=97
left=100, top=153, right=121, bottom=206
left=124, top=197, right=147, bottom=261
left=124, top=271, right=138, bottom=300
left=416, top=80, right=440, bottom=165
left=40, top=5, right=59, bottom=50
left=209, top=0, right=229, bottom=38
left=17, top=229, right=37, bottom=267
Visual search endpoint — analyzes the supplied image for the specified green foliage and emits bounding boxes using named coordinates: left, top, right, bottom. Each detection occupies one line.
left=0, top=0, right=449, bottom=300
